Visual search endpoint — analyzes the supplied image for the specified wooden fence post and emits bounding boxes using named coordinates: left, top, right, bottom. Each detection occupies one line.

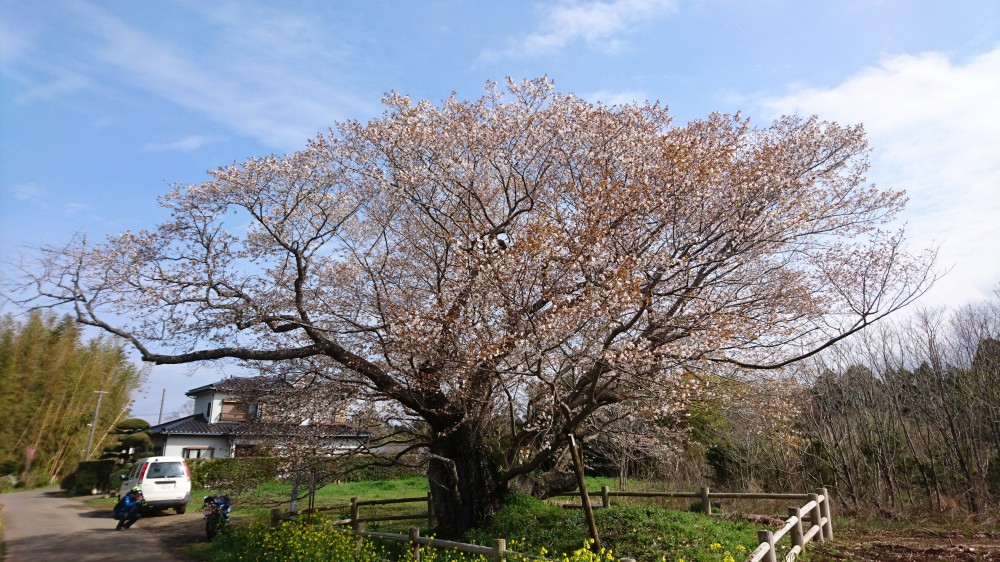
left=427, top=491, right=435, bottom=527
left=354, top=523, right=366, bottom=554
left=493, top=538, right=506, bottom=562
left=602, top=485, right=610, bottom=508
left=409, top=527, right=421, bottom=561
left=700, top=486, right=711, bottom=515
left=270, top=508, right=281, bottom=527
left=350, top=497, right=360, bottom=532
left=788, top=506, right=804, bottom=551
left=819, top=487, right=833, bottom=540
left=808, top=493, right=825, bottom=542
left=758, top=530, right=777, bottom=562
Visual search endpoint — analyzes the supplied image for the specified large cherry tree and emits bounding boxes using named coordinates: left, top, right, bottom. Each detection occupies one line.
left=18, top=78, right=935, bottom=536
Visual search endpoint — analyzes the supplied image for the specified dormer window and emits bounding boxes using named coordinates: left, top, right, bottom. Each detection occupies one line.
left=219, top=399, right=250, bottom=422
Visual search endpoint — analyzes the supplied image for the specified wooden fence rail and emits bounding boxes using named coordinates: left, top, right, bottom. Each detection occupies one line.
left=742, top=489, right=833, bottom=562
left=548, top=485, right=834, bottom=562
left=277, top=493, right=436, bottom=527
left=271, top=485, right=833, bottom=562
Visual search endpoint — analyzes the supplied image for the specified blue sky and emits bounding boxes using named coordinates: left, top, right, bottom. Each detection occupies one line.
left=2, top=0, right=999, bottom=423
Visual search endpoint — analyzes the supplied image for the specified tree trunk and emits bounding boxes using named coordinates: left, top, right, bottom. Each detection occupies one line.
left=427, top=422, right=503, bottom=538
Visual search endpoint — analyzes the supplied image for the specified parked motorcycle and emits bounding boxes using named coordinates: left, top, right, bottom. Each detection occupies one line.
left=203, top=495, right=231, bottom=540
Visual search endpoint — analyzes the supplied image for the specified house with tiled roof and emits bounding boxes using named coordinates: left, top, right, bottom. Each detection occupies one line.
left=149, top=380, right=370, bottom=459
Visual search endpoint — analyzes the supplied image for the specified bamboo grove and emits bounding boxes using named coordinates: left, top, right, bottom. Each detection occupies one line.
left=0, top=311, right=142, bottom=487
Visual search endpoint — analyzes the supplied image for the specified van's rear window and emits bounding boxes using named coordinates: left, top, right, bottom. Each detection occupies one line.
left=145, top=462, right=185, bottom=479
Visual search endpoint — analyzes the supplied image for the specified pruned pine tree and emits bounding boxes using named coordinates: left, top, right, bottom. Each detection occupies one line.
left=14, top=78, right=935, bottom=535
left=100, top=418, right=153, bottom=463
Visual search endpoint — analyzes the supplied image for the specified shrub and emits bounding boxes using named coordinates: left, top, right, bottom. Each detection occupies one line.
left=61, top=460, right=117, bottom=495
left=0, top=459, right=19, bottom=475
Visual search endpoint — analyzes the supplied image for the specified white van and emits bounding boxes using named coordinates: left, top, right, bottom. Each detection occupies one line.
left=119, top=456, right=192, bottom=514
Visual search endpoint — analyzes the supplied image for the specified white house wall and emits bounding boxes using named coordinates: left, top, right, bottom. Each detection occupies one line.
left=191, top=391, right=237, bottom=423
left=161, top=435, right=233, bottom=459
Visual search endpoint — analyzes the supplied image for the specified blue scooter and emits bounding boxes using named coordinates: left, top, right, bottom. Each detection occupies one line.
left=203, top=495, right=231, bottom=540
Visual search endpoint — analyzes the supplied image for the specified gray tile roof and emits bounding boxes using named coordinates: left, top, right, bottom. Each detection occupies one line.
left=150, top=414, right=370, bottom=439
left=229, top=422, right=370, bottom=438
left=184, top=376, right=277, bottom=397
left=149, top=414, right=241, bottom=436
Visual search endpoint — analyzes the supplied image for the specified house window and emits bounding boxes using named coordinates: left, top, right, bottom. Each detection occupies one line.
left=182, top=447, right=214, bottom=459
left=219, top=399, right=250, bottom=421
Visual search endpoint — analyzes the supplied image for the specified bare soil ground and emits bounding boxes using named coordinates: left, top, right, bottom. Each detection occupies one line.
left=134, top=507, right=206, bottom=560
left=1, top=488, right=199, bottom=562
left=804, top=526, right=1000, bottom=561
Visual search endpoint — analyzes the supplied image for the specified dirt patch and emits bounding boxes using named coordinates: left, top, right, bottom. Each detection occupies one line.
left=805, top=528, right=1000, bottom=561
left=134, top=508, right=206, bottom=560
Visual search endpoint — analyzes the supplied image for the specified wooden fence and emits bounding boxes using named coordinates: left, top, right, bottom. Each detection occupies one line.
left=272, top=486, right=834, bottom=562
left=272, top=498, right=558, bottom=560
left=273, top=493, right=434, bottom=527
left=553, top=485, right=834, bottom=562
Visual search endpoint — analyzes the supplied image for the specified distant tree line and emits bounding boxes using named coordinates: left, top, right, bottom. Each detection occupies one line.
left=790, top=299, right=1000, bottom=516
left=592, top=293, right=1000, bottom=517
left=0, top=311, right=143, bottom=488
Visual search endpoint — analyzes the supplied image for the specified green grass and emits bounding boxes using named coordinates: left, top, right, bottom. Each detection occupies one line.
left=253, top=474, right=430, bottom=503
left=83, top=495, right=118, bottom=507
left=233, top=475, right=431, bottom=525
left=469, top=493, right=761, bottom=562
left=187, top=476, right=768, bottom=562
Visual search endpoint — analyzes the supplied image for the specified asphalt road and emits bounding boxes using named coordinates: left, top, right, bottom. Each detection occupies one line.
left=1, top=487, right=198, bottom=562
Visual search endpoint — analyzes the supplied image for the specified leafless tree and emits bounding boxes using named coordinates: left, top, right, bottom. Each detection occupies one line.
left=787, top=293, right=999, bottom=516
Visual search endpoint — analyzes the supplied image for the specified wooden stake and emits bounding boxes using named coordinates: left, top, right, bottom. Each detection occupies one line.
left=568, top=434, right=601, bottom=552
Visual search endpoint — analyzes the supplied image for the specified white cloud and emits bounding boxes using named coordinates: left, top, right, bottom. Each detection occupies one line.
left=481, top=0, right=678, bottom=61
left=760, top=46, right=1000, bottom=308
left=0, top=14, right=32, bottom=64
left=50, top=2, right=374, bottom=150
left=10, top=183, right=47, bottom=204
left=143, top=135, right=223, bottom=152
left=63, top=203, right=91, bottom=217
left=13, top=70, right=93, bottom=103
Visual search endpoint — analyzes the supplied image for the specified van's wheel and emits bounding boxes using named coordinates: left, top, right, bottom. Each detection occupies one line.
left=175, top=504, right=186, bottom=515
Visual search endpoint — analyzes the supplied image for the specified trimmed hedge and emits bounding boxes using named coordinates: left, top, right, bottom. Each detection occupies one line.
left=189, top=453, right=427, bottom=491
left=189, top=456, right=283, bottom=491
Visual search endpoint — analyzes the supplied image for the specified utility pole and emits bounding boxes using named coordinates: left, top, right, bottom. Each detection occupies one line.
left=157, top=388, right=166, bottom=425
left=84, top=390, right=108, bottom=460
